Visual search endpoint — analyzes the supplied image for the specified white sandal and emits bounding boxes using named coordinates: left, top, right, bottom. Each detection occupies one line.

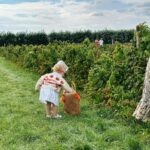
left=52, top=114, right=62, bottom=119
left=46, top=114, right=52, bottom=118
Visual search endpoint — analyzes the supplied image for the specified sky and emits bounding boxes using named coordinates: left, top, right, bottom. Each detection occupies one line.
left=0, top=0, right=150, bottom=33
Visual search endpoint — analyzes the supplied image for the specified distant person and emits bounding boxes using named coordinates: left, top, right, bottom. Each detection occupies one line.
left=95, top=39, right=100, bottom=48
left=35, top=60, right=73, bottom=119
left=99, top=38, right=104, bottom=47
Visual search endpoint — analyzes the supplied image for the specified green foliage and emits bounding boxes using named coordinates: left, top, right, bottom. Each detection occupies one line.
left=139, top=23, right=150, bottom=51
left=56, top=42, right=94, bottom=89
left=48, top=30, right=134, bottom=44
left=86, top=42, right=149, bottom=104
left=83, top=38, right=90, bottom=46
left=85, top=53, right=113, bottom=103
left=0, top=32, right=49, bottom=46
left=0, top=42, right=94, bottom=89
left=84, top=24, right=150, bottom=105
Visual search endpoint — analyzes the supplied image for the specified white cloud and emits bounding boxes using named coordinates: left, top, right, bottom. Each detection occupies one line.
left=119, top=0, right=150, bottom=4
left=0, top=0, right=149, bottom=33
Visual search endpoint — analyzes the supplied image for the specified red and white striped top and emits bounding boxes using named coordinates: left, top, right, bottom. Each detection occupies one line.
left=35, top=72, right=72, bottom=93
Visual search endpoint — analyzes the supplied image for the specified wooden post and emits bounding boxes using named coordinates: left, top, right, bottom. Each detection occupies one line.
left=136, top=31, right=140, bottom=48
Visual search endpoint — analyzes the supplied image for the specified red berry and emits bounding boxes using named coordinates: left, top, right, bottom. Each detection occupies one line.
left=50, top=75, right=53, bottom=78
left=56, top=77, right=59, bottom=80
left=61, top=80, right=64, bottom=84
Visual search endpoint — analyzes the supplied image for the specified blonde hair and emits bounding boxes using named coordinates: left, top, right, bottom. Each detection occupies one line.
left=52, top=60, right=68, bottom=73
left=52, top=65, right=62, bottom=72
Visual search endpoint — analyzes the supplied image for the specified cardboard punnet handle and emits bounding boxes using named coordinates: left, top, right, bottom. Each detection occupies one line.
left=71, top=81, right=76, bottom=91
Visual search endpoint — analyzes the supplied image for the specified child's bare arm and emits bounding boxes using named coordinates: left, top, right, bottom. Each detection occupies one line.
left=35, top=75, right=45, bottom=91
left=62, top=79, right=73, bottom=93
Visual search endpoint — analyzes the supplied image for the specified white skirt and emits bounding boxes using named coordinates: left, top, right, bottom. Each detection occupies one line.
left=39, top=85, right=59, bottom=106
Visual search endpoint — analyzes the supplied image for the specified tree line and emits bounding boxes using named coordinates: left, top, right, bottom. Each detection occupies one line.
left=0, top=30, right=134, bottom=46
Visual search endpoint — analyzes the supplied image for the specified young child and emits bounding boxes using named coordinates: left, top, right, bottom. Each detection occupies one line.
left=35, top=60, right=73, bottom=118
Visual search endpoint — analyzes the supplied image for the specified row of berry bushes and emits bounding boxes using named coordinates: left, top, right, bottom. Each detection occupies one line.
left=0, top=24, right=150, bottom=105
left=0, top=40, right=95, bottom=89
left=85, top=24, right=150, bottom=104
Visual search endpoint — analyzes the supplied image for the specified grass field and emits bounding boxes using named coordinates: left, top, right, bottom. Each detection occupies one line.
left=0, top=56, right=150, bottom=150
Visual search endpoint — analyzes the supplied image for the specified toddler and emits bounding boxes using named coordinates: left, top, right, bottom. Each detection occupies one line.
left=35, top=60, right=72, bottom=118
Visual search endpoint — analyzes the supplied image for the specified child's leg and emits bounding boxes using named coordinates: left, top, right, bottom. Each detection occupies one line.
left=45, top=102, right=52, bottom=116
left=51, top=104, right=62, bottom=118
left=52, top=104, right=58, bottom=116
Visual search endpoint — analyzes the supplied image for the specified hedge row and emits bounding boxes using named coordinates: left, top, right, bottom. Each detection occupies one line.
left=85, top=24, right=150, bottom=104
left=0, top=30, right=134, bottom=46
left=0, top=41, right=149, bottom=103
left=0, top=40, right=95, bottom=89
left=0, top=32, right=49, bottom=46
left=48, top=30, right=134, bottom=44
left=0, top=24, right=149, bottom=105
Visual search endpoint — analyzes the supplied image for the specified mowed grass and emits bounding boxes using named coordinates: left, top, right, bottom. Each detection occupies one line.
left=0, top=56, right=150, bottom=150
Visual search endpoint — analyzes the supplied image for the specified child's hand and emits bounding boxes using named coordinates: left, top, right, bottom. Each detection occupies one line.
left=63, top=90, right=69, bottom=94
left=35, top=85, right=41, bottom=91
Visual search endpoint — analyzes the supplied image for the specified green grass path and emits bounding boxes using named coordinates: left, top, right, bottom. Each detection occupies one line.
left=0, top=56, right=150, bottom=150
